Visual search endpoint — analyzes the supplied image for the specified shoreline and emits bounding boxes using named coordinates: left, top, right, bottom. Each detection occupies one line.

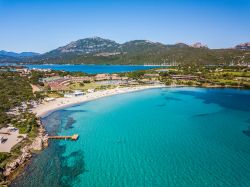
left=4, top=85, right=247, bottom=185
left=2, top=85, right=166, bottom=185
left=32, top=85, right=167, bottom=118
left=32, top=84, right=248, bottom=118
left=2, top=121, right=48, bottom=186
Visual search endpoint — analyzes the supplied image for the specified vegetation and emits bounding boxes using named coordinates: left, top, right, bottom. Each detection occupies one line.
left=52, top=70, right=88, bottom=77
left=126, top=70, right=146, bottom=79
left=22, top=39, right=250, bottom=65
left=104, top=65, right=250, bottom=88
left=0, top=153, right=10, bottom=181
left=158, top=65, right=250, bottom=88
left=0, top=153, right=10, bottom=167
left=0, top=72, right=34, bottom=127
left=29, top=70, right=88, bottom=85
left=0, top=72, right=42, bottom=181
left=12, top=113, right=39, bottom=137
left=24, top=47, right=250, bottom=65
left=2, top=38, right=250, bottom=65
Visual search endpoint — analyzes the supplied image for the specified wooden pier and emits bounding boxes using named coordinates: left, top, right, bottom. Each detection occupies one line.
left=48, top=134, right=79, bottom=141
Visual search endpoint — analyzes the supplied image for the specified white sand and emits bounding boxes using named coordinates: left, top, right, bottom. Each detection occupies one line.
left=0, top=127, right=27, bottom=153
left=32, top=85, right=165, bottom=117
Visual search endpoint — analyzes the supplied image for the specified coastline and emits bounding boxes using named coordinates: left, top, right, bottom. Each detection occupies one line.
left=2, top=120, right=48, bottom=186
left=4, top=85, right=249, bottom=185
left=32, top=84, right=247, bottom=118
left=32, top=85, right=167, bottom=118
left=2, top=85, right=166, bottom=185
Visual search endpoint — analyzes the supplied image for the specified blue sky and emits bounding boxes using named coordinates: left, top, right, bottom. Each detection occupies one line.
left=0, top=0, right=249, bottom=53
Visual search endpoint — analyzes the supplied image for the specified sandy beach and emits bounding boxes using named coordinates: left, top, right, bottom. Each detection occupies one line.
left=32, top=85, right=166, bottom=117
left=0, top=127, right=27, bottom=153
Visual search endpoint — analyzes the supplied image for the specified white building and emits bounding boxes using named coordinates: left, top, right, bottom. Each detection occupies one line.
left=64, top=90, right=84, bottom=98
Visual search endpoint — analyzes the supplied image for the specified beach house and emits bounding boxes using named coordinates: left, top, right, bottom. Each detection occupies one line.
left=64, top=90, right=84, bottom=98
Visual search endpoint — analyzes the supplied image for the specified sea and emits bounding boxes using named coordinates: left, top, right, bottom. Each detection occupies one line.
left=26, top=64, right=159, bottom=74
left=11, top=87, right=250, bottom=187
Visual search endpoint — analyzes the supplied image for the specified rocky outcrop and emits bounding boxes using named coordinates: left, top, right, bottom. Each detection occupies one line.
left=31, top=120, right=49, bottom=151
left=30, top=135, right=49, bottom=151
left=31, top=137, right=43, bottom=151
left=3, top=146, right=32, bottom=176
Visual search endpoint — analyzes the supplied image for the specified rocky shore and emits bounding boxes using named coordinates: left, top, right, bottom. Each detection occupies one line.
left=1, top=119, right=49, bottom=186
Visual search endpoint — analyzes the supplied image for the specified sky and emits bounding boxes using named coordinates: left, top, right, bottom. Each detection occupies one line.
left=0, top=0, right=250, bottom=53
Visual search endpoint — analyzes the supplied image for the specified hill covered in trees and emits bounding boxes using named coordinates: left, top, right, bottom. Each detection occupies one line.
left=1, top=37, right=250, bottom=65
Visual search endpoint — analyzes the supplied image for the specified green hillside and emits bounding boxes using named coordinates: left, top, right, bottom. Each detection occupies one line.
left=1, top=37, right=250, bottom=65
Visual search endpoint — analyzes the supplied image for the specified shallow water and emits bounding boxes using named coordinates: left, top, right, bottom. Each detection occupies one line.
left=12, top=88, right=250, bottom=187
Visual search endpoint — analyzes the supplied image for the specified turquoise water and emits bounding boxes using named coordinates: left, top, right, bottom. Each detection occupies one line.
left=26, top=64, right=159, bottom=74
left=12, top=88, right=250, bottom=187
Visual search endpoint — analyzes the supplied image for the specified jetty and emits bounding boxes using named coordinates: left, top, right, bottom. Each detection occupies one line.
left=48, top=134, right=79, bottom=141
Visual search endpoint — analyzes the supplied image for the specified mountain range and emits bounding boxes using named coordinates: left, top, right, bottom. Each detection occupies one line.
left=0, top=50, right=40, bottom=57
left=0, top=37, right=249, bottom=65
left=0, top=50, right=40, bottom=63
left=44, top=37, right=211, bottom=58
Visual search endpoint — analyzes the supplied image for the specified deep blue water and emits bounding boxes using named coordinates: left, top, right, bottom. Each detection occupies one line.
left=26, top=64, right=159, bottom=74
left=11, top=88, right=250, bottom=187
